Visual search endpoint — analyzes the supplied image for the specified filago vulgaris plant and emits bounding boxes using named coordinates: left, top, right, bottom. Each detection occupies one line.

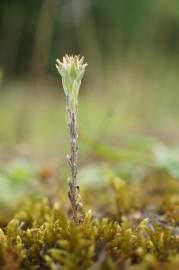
left=56, top=55, right=87, bottom=224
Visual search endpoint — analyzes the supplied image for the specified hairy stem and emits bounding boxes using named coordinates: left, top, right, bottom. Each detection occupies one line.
left=66, top=95, right=83, bottom=223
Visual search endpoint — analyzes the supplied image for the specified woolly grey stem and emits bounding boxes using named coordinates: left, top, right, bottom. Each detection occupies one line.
left=66, top=95, right=83, bottom=223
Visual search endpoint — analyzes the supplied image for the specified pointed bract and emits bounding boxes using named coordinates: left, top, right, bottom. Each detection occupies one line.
left=56, top=55, right=87, bottom=111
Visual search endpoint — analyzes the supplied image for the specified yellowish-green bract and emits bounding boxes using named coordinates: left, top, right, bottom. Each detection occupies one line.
left=56, top=55, right=87, bottom=111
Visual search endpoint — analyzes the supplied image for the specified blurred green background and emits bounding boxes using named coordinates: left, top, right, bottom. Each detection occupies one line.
left=0, top=0, right=179, bottom=161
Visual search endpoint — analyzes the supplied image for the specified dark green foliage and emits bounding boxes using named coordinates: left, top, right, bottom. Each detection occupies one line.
left=1, top=0, right=179, bottom=78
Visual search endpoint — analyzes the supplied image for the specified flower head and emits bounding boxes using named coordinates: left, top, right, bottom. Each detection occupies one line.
left=56, top=55, right=87, bottom=111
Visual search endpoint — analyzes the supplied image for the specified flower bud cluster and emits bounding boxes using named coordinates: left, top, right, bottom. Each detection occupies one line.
left=56, top=55, right=87, bottom=111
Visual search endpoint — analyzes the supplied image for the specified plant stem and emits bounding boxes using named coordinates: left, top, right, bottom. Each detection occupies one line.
left=66, top=95, right=83, bottom=223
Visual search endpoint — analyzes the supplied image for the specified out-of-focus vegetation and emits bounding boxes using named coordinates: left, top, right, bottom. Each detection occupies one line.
left=0, top=0, right=179, bottom=78
left=0, top=1, right=179, bottom=269
left=0, top=0, right=178, bottom=159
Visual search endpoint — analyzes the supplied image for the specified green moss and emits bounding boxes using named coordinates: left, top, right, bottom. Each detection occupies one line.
left=0, top=170, right=179, bottom=269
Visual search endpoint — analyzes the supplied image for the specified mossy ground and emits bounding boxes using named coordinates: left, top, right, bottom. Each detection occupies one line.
left=0, top=168, right=179, bottom=270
